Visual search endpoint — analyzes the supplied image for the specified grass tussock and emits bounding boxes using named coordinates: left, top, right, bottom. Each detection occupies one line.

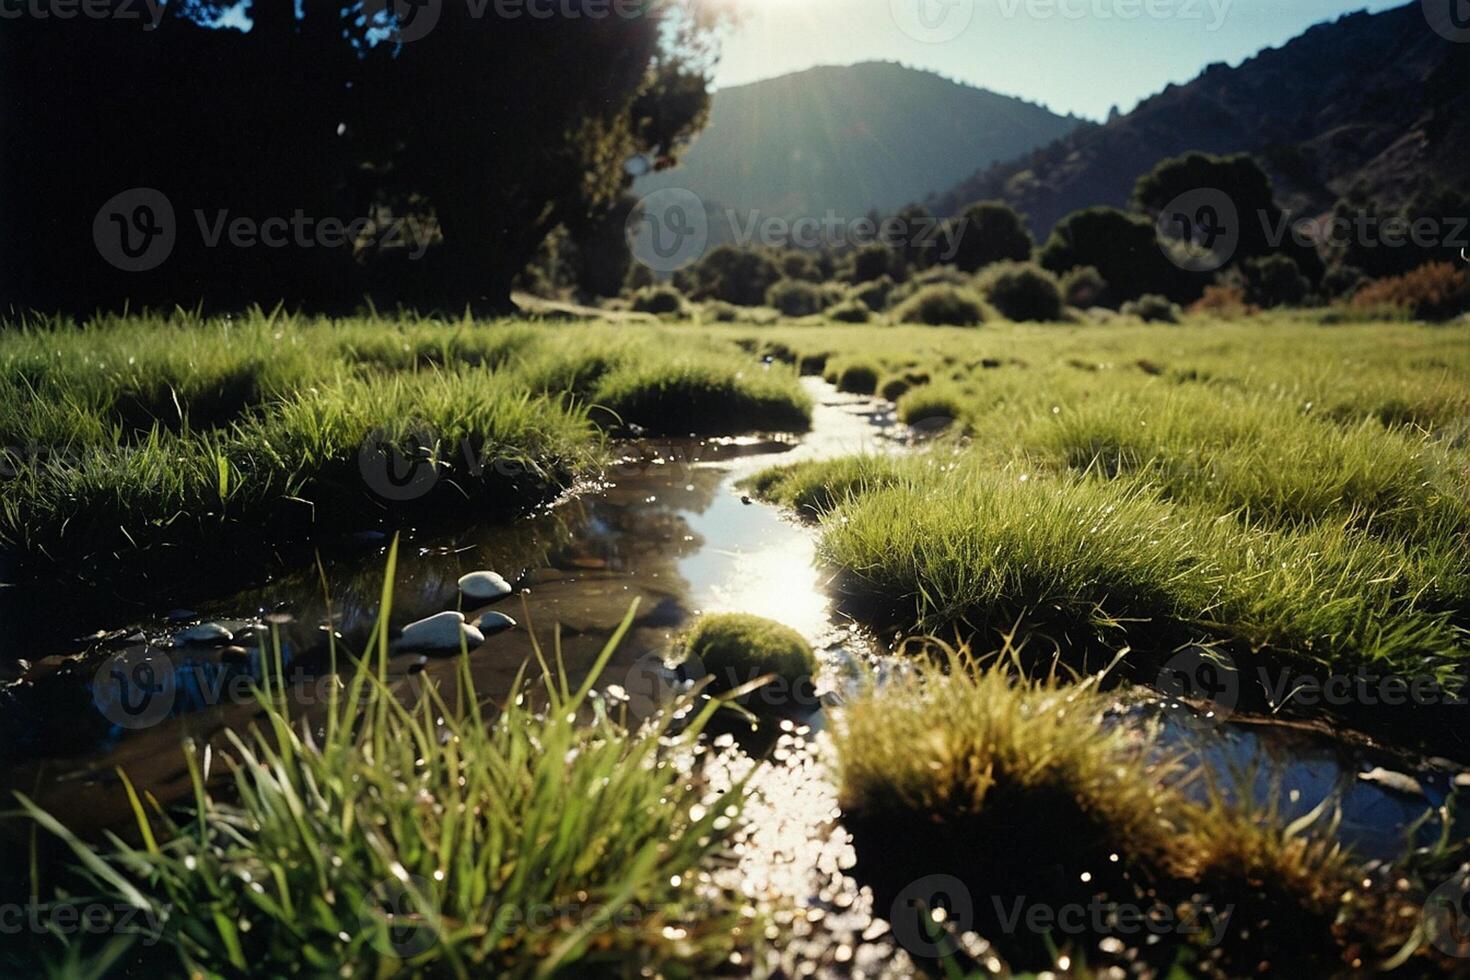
left=834, top=647, right=1398, bottom=973
left=741, top=454, right=910, bottom=518
left=815, top=460, right=1468, bottom=674
left=12, top=545, right=755, bottom=977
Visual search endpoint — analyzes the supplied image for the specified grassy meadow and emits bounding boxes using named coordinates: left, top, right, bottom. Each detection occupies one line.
left=0, top=312, right=811, bottom=571
left=5, top=311, right=1470, bottom=976
left=741, top=320, right=1470, bottom=692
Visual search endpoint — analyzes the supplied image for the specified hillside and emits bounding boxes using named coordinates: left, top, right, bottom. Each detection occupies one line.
left=932, top=4, right=1470, bottom=235
left=636, top=61, right=1082, bottom=222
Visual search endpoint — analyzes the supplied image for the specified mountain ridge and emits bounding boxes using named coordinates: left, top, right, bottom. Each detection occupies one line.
left=930, top=4, right=1470, bottom=235
left=636, top=61, right=1084, bottom=222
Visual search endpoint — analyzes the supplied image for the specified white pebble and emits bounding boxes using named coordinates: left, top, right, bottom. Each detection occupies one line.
left=398, top=611, right=485, bottom=652
left=459, top=571, right=513, bottom=603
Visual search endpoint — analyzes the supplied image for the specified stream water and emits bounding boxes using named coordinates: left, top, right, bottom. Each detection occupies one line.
left=0, top=378, right=1464, bottom=974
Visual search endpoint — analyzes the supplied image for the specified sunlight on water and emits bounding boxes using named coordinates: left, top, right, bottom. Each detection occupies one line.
left=704, top=528, right=829, bottom=641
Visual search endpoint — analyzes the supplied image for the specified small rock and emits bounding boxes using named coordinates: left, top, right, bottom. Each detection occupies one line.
left=220, top=646, right=252, bottom=665
left=740, top=495, right=753, bottom=506
left=175, top=622, right=234, bottom=647
left=1453, top=773, right=1470, bottom=791
left=398, top=611, right=485, bottom=653
left=475, top=611, right=517, bottom=636
left=1358, top=767, right=1426, bottom=799
left=459, top=571, right=513, bottom=603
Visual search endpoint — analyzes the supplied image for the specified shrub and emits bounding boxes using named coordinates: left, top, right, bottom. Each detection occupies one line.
left=826, top=299, right=873, bottom=323
left=684, top=245, right=782, bottom=306
left=892, top=284, right=986, bottom=326
left=947, top=200, right=1034, bottom=273
left=700, top=299, right=742, bottom=322
left=978, top=261, right=1064, bottom=322
left=834, top=360, right=882, bottom=395
left=848, top=242, right=898, bottom=283
left=1122, top=293, right=1182, bottom=323
left=1353, top=262, right=1470, bottom=322
left=778, top=249, right=823, bottom=282
left=1237, top=253, right=1311, bottom=309
left=1040, top=206, right=1189, bottom=304
left=851, top=275, right=896, bottom=311
left=1061, top=265, right=1108, bottom=309
left=630, top=285, right=684, bottom=315
left=681, top=612, right=817, bottom=711
left=1321, top=263, right=1366, bottom=299
left=765, top=278, right=827, bottom=318
left=1189, top=284, right=1257, bottom=319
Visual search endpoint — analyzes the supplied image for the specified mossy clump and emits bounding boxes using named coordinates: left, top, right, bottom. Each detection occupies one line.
left=682, top=613, right=818, bottom=712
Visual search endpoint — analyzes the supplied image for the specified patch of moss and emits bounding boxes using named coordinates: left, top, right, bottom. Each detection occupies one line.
left=682, top=613, right=818, bottom=711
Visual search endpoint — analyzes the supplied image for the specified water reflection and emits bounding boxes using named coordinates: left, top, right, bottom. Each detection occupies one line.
left=0, top=381, right=900, bottom=830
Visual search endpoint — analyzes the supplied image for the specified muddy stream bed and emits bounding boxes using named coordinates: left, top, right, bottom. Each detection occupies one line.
left=1, top=379, right=1466, bottom=976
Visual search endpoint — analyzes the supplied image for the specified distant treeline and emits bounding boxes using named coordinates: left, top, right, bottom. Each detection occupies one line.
left=564, top=153, right=1468, bottom=324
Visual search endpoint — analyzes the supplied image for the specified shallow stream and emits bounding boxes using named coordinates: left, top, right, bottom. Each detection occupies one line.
left=0, top=378, right=1463, bottom=973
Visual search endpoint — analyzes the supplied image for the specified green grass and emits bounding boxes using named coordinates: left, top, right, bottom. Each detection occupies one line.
left=11, top=543, right=757, bottom=977
left=0, top=312, right=811, bottom=568
left=740, top=319, right=1470, bottom=680
left=834, top=645, right=1397, bottom=973
left=740, top=455, right=909, bottom=518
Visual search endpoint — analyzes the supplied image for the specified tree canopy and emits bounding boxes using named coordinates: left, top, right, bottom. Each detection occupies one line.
left=0, top=0, right=726, bottom=314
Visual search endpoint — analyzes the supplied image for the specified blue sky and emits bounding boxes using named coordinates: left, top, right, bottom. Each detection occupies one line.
left=715, top=0, right=1407, bottom=120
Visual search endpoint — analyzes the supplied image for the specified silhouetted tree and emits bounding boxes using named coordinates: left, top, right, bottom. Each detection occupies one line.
left=0, top=0, right=725, bottom=315
left=680, top=246, right=782, bottom=306
left=1039, top=207, right=1191, bottom=305
left=1133, top=152, right=1324, bottom=283
left=947, top=201, right=1033, bottom=274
